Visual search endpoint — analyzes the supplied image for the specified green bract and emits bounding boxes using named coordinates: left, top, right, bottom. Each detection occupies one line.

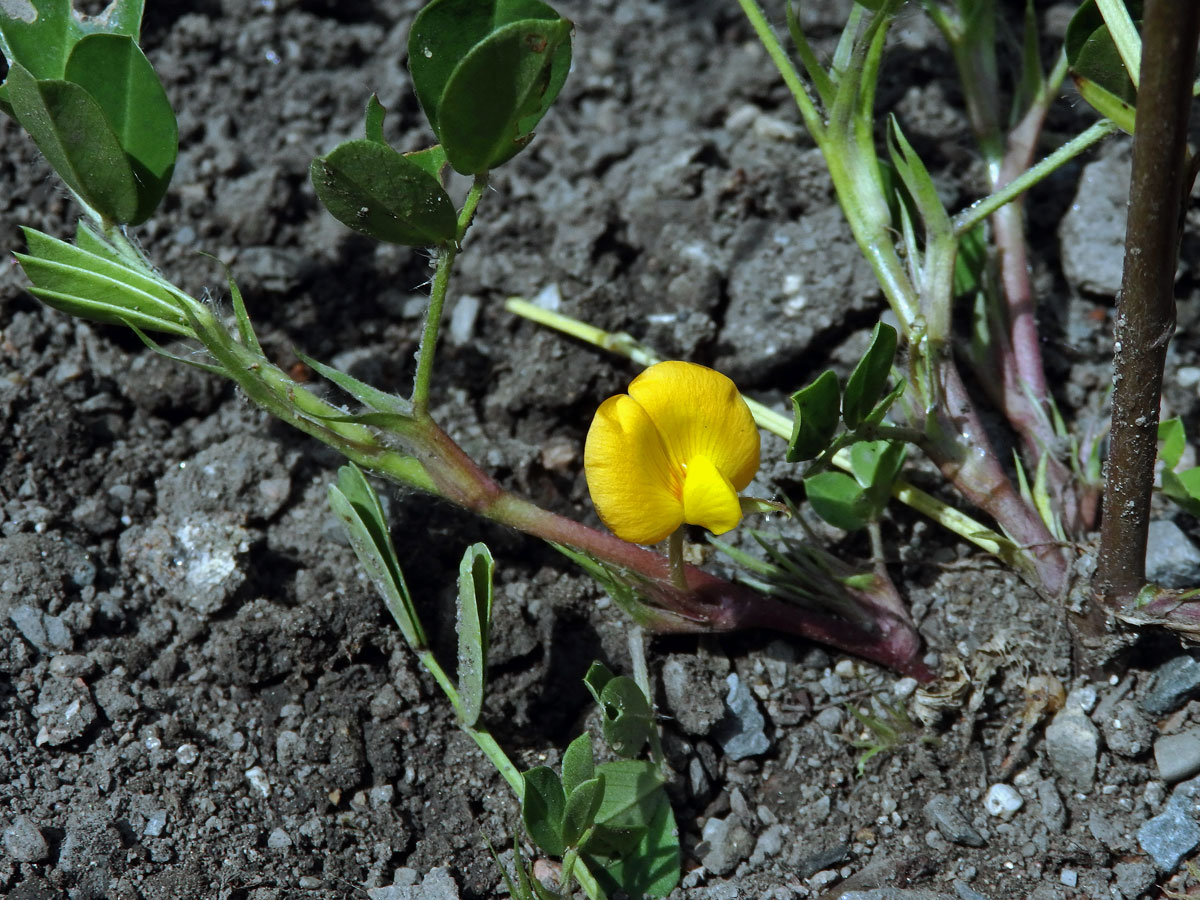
left=408, top=0, right=572, bottom=174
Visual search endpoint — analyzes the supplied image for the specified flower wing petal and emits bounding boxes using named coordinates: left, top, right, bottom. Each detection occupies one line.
left=627, top=361, right=760, bottom=490
left=681, top=454, right=742, bottom=535
left=584, top=393, right=684, bottom=545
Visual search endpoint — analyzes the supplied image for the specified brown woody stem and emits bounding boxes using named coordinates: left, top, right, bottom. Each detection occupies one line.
left=1097, top=0, right=1200, bottom=606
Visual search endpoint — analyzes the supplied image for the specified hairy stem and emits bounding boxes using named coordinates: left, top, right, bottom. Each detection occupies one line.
left=1097, top=0, right=1200, bottom=605
left=411, top=174, right=488, bottom=416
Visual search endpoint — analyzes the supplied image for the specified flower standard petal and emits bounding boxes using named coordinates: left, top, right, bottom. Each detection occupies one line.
left=681, top=454, right=742, bottom=535
left=584, top=393, right=684, bottom=545
left=627, top=361, right=760, bottom=490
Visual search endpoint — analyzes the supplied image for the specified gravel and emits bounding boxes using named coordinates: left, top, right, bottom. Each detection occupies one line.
left=714, top=673, right=771, bottom=761
left=2, top=815, right=49, bottom=863
left=1044, top=704, right=1100, bottom=791
left=924, top=795, right=986, bottom=847
left=699, top=815, right=755, bottom=876
left=1155, top=727, right=1200, bottom=783
left=1143, top=654, right=1200, bottom=716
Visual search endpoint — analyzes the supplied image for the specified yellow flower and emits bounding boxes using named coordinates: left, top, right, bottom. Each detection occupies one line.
left=584, top=361, right=760, bottom=545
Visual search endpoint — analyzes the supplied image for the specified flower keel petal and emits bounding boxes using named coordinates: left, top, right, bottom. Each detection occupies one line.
left=681, top=454, right=742, bottom=535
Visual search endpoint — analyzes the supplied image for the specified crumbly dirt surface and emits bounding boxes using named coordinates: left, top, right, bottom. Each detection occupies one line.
left=4, top=2, right=1200, bottom=899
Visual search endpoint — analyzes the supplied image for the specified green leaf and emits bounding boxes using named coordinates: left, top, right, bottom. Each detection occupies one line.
left=953, top=222, right=988, bottom=298
left=16, top=225, right=192, bottom=335
left=1160, top=417, right=1187, bottom=471
left=1012, top=0, right=1044, bottom=122
left=310, top=139, right=457, bottom=246
left=521, top=766, right=566, bottom=857
left=804, top=470, right=874, bottom=531
left=489, top=837, right=569, bottom=900
left=407, top=0, right=567, bottom=130
left=586, top=759, right=663, bottom=855
left=327, top=464, right=427, bottom=650
left=598, top=676, right=654, bottom=759
left=583, top=660, right=615, bottom=705
left=848, top=439, right=906, bottom=511
left=586, top=792, right=679, bottom=899
left=436, top=17, right=572, bottom=174
left=0, top=0, right=143, bottom=84
left=584, top=760, right=679, bottom=897
left=64, top=32, right=176, bottom=223
left=843, top=321, right=898, bottom=429
left=6, top=63, right=139, bottom=222
left=1163, top=468, right=1200, bottom=519
left=456, top=542, right=494, bottom=728
left=785, top=0, right=834, bottom=109
left=787, top=370, right=840, bottom=462
left=562, top=775, right=605, bottom=849
left=886, top=115, right=950, bottom=240
left=1066, top=0, right=1141, bottom=134
left=404, top=144, right=449, bottom=183
left=561, top=733, right=595, bottom=795
left=364, top=92, right=386, bottom=143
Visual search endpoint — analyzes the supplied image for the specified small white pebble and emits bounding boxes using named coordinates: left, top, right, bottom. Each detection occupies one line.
left=834, top=659, right=857, bottom=678
left=175, top=743, right=199, bottom=766
left=1060, top=868, right=1078, bottom=887
left=245, top=766, right=271, bottom=798
left=984, top=783, right=1023, bottom=819
left=892, top=677, right=919, bottom=699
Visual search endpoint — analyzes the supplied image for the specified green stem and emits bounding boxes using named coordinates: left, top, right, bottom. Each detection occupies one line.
left=952, top=119, right=1118, bottom=237
left=735, top=0, right=826, bottom=141
left=411, top=173, right=488, bottom=416
left=627, top=628, right=667, bottom=768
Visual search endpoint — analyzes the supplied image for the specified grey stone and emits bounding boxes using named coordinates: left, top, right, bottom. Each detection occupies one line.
left=1036, top=780, right=1067, bottom=833
left=661, top=656, right=725, bottom=736
left=840, top=891, right=955, bottom=900
left=48, top=654, right=95, bottom=678
left=366, top=867, right=459, bottom=900
left=923, top=794, right=985, bottom=847
left=32, top=676, right=97, bottom=747
left=1156, top=727, right=1200, bottom=782
left=1058, top=145, right=1130, bottom=296
left=1044, top=705, right=1099, bottom=791
left=953, top=882, right=993, bottom=900
left=267, top=828, right=291, bottom=850
left=3, top=815, right=49, bottom=862
left=814, top=707, right=845, bottom=732
left=92, top=673, right=138, bottom=721
left=714, top=673, right=771, bottom=760
left=1143, top=654, right=1200, bottom=715
left=10, top=605, right=72, bottom=653
left=1113, top=861, right=1156, bottom=899
left=748, top=823, right=786, bottom=866
left=1145, top=520, right=1200, bottom=589
left=688, top=756, right=711, bottom=801
left=1099, top=698, right=1154, bottom=758
left=1138, top=802, right=1200, bottom=872
left=1088, top=810, right=1133, bottom=853
left=120, top=515, right=254, bottom=616
left=699, top=816, right=754, bottom=876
